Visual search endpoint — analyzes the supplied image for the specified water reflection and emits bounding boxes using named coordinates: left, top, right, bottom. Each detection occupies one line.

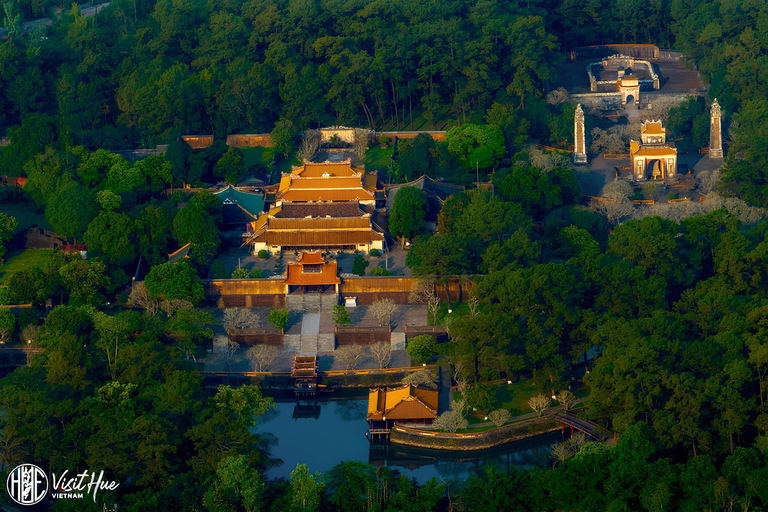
left=254, top=397, right=567, bottom=483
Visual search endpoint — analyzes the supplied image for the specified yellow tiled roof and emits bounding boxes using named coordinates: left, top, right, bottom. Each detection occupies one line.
left=634, top=146, right=677, bottom=157
left=367, top=384, right=439, bottom=421
left=292, top=162, right=364, bottom=177
left=279, top=189, right=375, bottom=203
left=643, top=121, right=665, bottom=135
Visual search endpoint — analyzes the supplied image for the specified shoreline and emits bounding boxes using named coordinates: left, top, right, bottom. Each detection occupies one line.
left=389, top=416, right=562, bottom=451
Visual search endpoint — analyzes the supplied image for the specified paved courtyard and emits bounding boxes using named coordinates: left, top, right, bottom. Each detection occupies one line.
left=202, top=304, right=427, bottom=373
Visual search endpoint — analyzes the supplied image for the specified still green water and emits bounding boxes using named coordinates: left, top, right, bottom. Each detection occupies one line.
left=253, top=395, right=568, bottom=483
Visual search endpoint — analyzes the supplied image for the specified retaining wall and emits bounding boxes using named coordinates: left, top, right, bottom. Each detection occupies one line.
left=226, top=134, right=272, bottom=147
left=404, top=326, right=449, bottom=343
left=335, top=326, right=391, bottom=345
left=390, top=416, right=561, bottom=451
left=227, top=329, right=283, bottom=346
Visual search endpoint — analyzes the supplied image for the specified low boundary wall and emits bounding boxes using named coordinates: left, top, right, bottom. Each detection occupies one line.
left=390, top=416, right=561, bottom=451
left=204, top=276, right=476, bottom=306
left=227, top=329, right=283, bottom=346
left=404, top=326, right=449, bottom=343
left=335, top=326, right=391, bottom=345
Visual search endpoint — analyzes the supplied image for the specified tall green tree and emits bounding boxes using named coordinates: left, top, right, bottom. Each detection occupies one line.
left=389, top=186, right=427, bottom=246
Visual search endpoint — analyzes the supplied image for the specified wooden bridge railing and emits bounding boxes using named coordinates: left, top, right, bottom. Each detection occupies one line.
left=553, top=412, right=608, bottom=441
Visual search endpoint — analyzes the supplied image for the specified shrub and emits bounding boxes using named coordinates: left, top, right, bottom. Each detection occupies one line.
left=268, top=308, right=290, bottom=331
left=406, top=335, right=436, bottom=364
left=369, top=265, right=390, bottom=276
left=668, top=192, right=677, bottom=201
left=211, top=260, right=229, bottom=279
left=231, top=268, right=250, bottom=279
left=332, top=304, right=351, bottom=326
left=401, top=369, right=438, bottom=390
left=488, top=409, right=512, bottom=427
left=432, top=410, right=468, bottom=433
left=249, top=268, right=264, bottom=278
left=378, top=135, right=389, bottom=148
left=257, top=249, right=268, bottom=259
left=369, top=249, right=381, bottom=257
left=352, top=254, right=369, bottom=276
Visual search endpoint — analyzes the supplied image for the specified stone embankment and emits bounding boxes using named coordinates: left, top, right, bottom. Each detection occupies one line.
left=389, top=416, right=561, bottom=451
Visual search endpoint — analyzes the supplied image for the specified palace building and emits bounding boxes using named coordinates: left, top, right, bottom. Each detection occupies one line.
left=244, top=200, right=385, bottom=255
left=247, top=160, right=387, bottom=255
left=630, top=120, right=678, bottom=181
left=367, top=384, right=439, bottom=436
left=267, top=160, right=385, bottom=208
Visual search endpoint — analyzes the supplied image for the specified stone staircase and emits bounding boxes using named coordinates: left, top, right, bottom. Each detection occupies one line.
left=299, top=335, right=318, bottom=353
left=321, top=293, right=338, bottom=311
left=286, top=294, right=304, bottom=312
left=286, top=293, right=337, bottom=313
left=304, top=294, right=321, bottom=313
left=317, top=333, right=336, bottom=352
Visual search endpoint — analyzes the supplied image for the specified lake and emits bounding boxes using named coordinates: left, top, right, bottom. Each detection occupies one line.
left=253, top=394, right=569, bottom=483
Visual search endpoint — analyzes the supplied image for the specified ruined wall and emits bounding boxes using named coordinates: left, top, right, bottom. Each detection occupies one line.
left=227, top=134, right=272, bottom=147
left=320, top=126, right=358, bottom=144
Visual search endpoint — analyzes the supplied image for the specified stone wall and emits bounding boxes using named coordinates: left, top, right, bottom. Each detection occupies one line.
left=227, top=329, right=284, bottom=346
left=571, top=92, right=623, bottom=110
left=335, top=326, right=391, bottom=345
left=389, top=416, right=562, bottom=451
left=226, top=134, right=272, bottom=147
left=659, top=50, right=684, bottom=60
left=320, top=126, right=358, bottom=144
left=376, top=131, right=447, bottom=142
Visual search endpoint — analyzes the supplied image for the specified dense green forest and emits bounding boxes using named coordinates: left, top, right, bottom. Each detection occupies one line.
left=1, top=0, right=766, bottom=200
left=1, top=0, right=768, bottom=510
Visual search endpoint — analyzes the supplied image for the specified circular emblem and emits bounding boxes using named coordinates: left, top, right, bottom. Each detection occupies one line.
left=7, top=463, right=48, bottom=506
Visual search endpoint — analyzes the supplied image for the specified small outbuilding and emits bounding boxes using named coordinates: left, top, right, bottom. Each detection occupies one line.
left=367, top=384, right=439, bottom=437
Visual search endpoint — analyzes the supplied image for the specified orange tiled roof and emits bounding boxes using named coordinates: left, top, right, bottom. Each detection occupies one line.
left=298, top=252, right=325, bottom=264
left=634, top=146, right=677, bottom=157
left=288, top=176, right=367, bottom=190
left=292, top=162, right=364, bottom=177
left=279, top=188, right=375, bottom=203
left=364, top=173, right=378, bottom=191
left=252, top=229, right=383, bottom=247
left=367, top=384, right=439, bottom=421
left=283, top=259, right=340, bottom=285
left=642, top=121, right=665, bottom=135
left=269, top=217, right=374, bottom=230
left=248, top=206, right=281, bottom=233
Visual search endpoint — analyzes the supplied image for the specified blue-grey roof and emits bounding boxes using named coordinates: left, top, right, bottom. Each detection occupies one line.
left=214, top=186, right=265, bottom=217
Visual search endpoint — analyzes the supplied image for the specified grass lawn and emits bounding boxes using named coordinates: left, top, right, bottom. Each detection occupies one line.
left=239, top=147, right=276, bottom=169
left=362, top=146, right=393, bottom=171
left=433, top=300, right=488, bottom=326
left=0, top=203, right=51, bottom=235
left=493, top=378, right=541, bottom=416
left=0, top=249, right=52, bottom=284
left=239, top=147, right=299, bottom=181
left=453, top=379, right=546, bottom=421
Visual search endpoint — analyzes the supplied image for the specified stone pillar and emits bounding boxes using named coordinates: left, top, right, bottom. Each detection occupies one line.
left=710, top=99, right=724, bottom=158
left=574, top=104, right=587, bottom=164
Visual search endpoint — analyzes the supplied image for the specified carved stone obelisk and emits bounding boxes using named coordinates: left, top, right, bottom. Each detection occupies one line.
left=709, top=99, right=724, bottom=158
left=574, top=104, right=587, bottom=164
